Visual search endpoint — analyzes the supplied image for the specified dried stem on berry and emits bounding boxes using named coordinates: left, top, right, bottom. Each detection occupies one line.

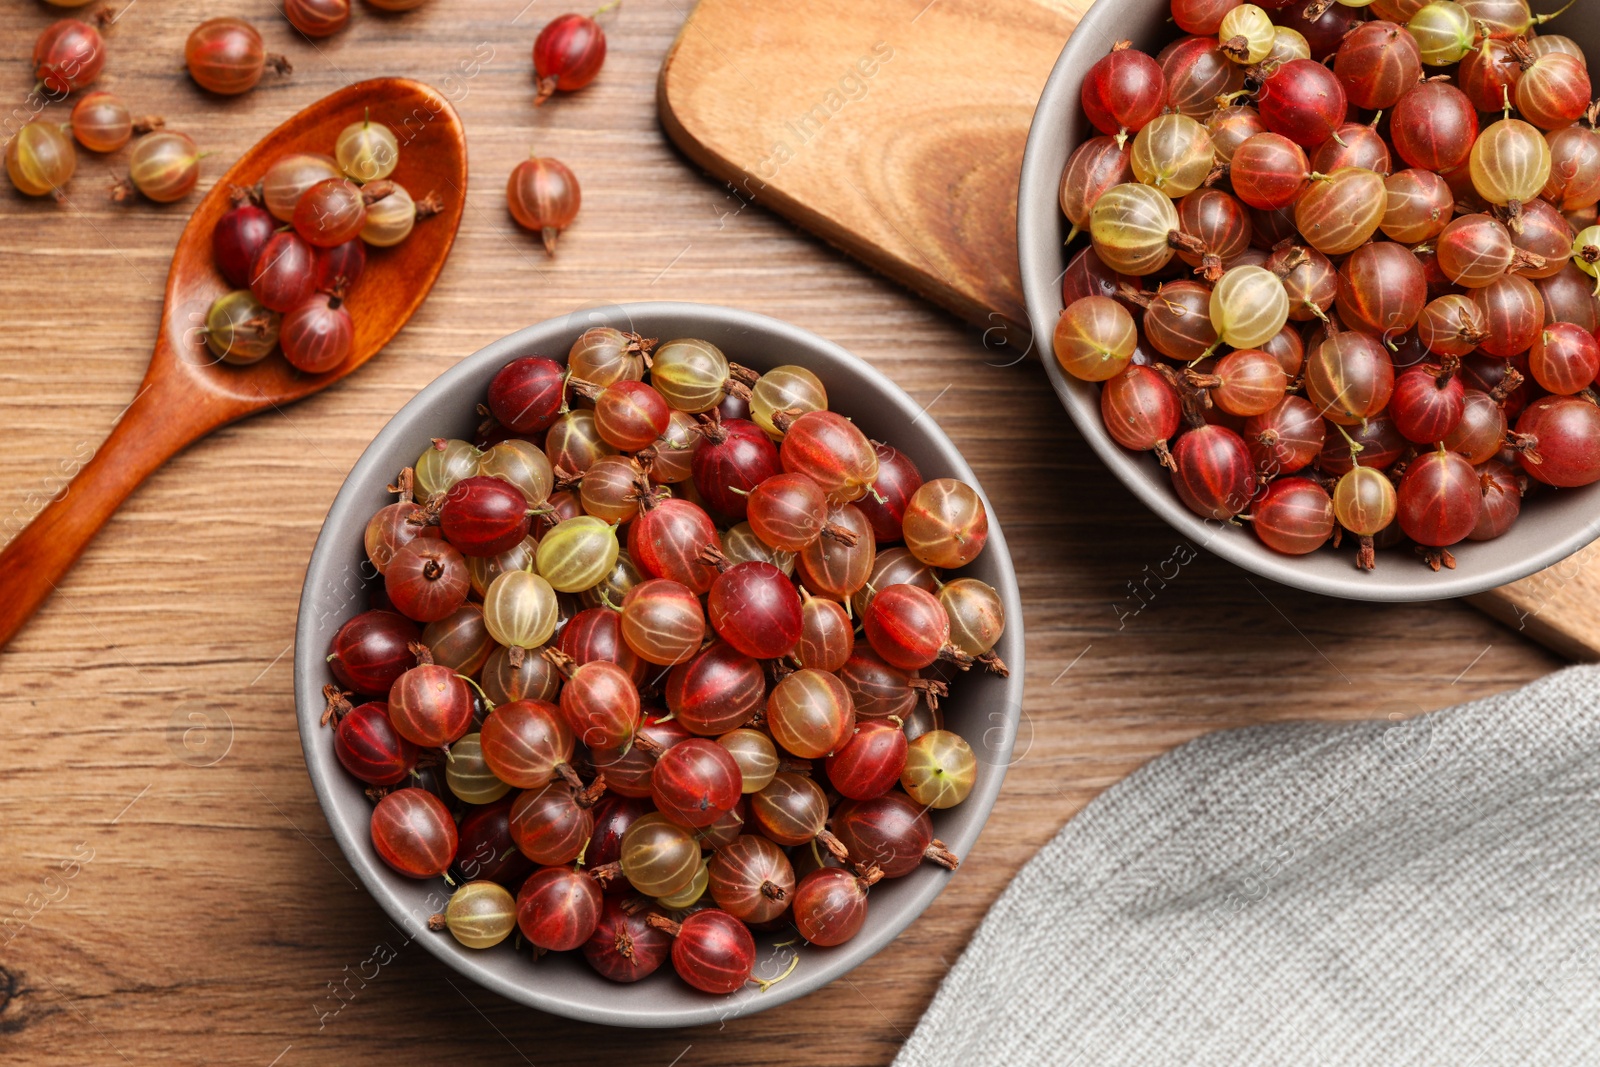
left=1505, top=431, right=1542, bottom=464
left=1508, top=247, right=1544, bottom=272
left=1425, top=354, right=1462, bottom=389
left=588, top=861, right=623, bottom=886
left=1490, top=368, right=1524, bottom=406
left=415, top=191, right=445, bottom=218
left=386, top=467, right=416, bottom=503
left=925, top=839, right=961, bottom=870
left=565, top=376, right=605, bottom=401
left=552, top=465, right=585, bottom=493
left=321, top=684, right=354, bottom=726
left=908, top=677, right=948, bottom=711
left=816, top=829, right=851, bottom=863
left=938, top=645, right=975, bottom=670
left=696, top=543, right=730, bottom=572
left=644, top=914, right=682, bottom=936
left=1167, top=231, right=1208, bottom=258
left=977, top=650, right=1010, bottom=676
left=1356, top=535, right=1377, bottom=570
left=542, top=645, right=578, bottom=676
left=819, top=522, right=860, bottom=546
left=577, top=774, right=608, bottom=807
left=852, top=863, right=886, bottom=887
left=696, top=409, right=727, bottom=443
left=1417, top=546, right=1457, bottom=571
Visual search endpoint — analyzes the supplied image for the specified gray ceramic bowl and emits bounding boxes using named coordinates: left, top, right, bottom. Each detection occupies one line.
left=1018, top=0, right=1600, bottom=601
left=294, top=301, right=1025, bottom=1027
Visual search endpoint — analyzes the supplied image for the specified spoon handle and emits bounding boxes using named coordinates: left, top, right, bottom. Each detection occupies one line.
left=0, top=372, right=207, bottom=649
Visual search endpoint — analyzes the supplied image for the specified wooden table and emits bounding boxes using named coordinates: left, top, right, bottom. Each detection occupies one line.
left=0, top=1, right=1565, bottom=1063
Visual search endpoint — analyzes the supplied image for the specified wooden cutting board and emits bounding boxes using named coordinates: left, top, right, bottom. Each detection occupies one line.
left=658, top=0, right=1600, bottom=661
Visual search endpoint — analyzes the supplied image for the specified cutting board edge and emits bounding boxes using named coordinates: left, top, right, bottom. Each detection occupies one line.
left=656, top=22, right=1018, bottom=338
left=1466, top=592, right=1600, bottom=663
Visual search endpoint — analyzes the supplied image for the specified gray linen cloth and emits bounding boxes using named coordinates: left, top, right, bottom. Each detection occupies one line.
left=894, top=664, right=1600, bottom=1067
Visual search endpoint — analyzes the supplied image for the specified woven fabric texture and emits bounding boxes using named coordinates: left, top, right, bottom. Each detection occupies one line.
left=894, top=665, right=1600, bottom=1067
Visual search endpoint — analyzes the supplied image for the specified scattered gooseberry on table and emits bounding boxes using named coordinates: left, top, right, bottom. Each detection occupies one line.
left=70, top=92, right=143, bottom=154
left=533, top=11, right=610, bottom=105
left=185, top=18, right=291, bottom=96
left=284, top=0, right=352, bottom=38
left=34, top=17, right=105, bottom=95
left=6, top=122, right=76, bottom=200
left=114, top=131, right=203, bottom=204
left=506, top=153, right=581, bottom=254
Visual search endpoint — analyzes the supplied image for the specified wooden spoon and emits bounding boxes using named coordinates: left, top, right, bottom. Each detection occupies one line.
left=0, top=77, right=466, bottom=649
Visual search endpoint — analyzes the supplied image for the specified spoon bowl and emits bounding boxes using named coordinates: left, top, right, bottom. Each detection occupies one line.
left=0, top=77, right=466, bottom=648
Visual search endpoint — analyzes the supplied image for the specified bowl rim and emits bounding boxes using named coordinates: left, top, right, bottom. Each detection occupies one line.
left=293, top=300, right=1026, bottom=1027
left=1016, top=0, right=1600, bottom=602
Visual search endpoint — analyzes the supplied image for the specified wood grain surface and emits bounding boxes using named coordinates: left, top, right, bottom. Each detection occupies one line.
left=658, top=0, right=1600, bottom=663
left=0, top=1, right=1567, bottom=1065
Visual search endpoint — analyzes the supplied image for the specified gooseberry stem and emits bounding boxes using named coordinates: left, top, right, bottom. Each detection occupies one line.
left=1332, top=421, right=1365, bottom=463
left=754, top=952, right=800, bottom=993
left=457, top=673, right=495, bottom=710
left=1533, top=0, right=1577, bottom=26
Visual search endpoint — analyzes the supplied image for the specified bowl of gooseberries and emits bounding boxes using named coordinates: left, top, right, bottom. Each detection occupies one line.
left=1019, top=0, right=1600, bottom=600
left=294, top=302, right=1024, bottom=1026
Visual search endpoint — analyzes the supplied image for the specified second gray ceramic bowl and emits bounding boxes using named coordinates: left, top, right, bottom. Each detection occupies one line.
left=294, top=301, right=1025, bottom=1027
left=1018, top=0, right=1600, bottom=601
